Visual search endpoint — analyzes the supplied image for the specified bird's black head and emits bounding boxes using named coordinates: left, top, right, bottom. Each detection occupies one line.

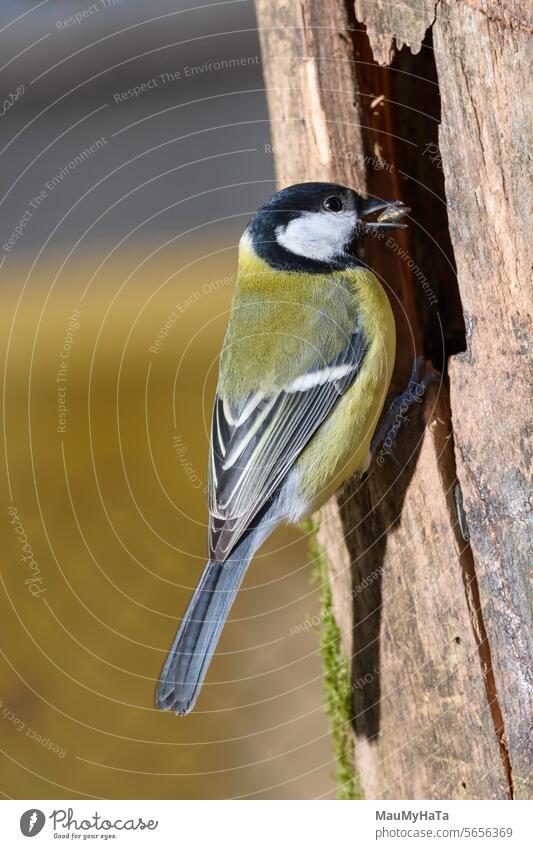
left=243, top=182, right=409, bottom=273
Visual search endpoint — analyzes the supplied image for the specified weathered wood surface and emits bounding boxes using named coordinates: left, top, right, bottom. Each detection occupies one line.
left=320, top=385, right=509, bottom=799
left=434, top=3, right=533, bottom=801
left=256, top=0, right=531, bottom=798
left=355, top=0, right=533, bottom=800
left=256, top=0, right=365, bottom=188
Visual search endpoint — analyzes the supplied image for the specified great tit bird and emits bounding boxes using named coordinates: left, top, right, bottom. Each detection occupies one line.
left=156, top=182, right=410, bottom=715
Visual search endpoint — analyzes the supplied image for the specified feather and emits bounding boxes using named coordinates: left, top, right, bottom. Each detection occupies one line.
left=208, top=322, right=369, bottom=561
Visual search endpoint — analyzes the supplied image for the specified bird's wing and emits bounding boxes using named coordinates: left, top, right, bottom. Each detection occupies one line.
left=208, top=324, right=368, bottom=561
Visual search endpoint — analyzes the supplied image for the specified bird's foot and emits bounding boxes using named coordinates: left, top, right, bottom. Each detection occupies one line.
left=371, top=357, right=437, bottom=463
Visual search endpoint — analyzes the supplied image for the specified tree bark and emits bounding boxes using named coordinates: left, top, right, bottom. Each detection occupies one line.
left=256, top=0, right=531, bottom=799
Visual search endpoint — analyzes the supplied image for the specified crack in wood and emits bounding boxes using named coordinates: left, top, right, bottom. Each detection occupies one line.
left=255, top=0, right=525, bottom=798
left=455, top=0, right=533, bottom=33
left=345, top=2, right=516, bottom=798
left=426, top=383, right=515, bottom=798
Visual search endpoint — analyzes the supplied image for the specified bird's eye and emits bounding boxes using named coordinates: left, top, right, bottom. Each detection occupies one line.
left=323, top=195, right=344, bottom=213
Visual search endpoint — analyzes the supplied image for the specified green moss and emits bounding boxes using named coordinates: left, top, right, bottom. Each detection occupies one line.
left=304, top=519, right=362, bottom=800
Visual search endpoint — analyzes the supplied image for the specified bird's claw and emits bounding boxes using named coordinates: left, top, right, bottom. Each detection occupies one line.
left=370, top=357, right=437, bottom=462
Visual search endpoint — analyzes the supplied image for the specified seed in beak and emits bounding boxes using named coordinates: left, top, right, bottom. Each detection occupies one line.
left=377, top=203, right=411, bottom=224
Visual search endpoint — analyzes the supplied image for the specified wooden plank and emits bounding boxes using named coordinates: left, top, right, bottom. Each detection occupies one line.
left=433, top=0, right=533, bottom=798
left=318, top=385, right=508, bottom=798
left=356, top=0, right=532, bottom=800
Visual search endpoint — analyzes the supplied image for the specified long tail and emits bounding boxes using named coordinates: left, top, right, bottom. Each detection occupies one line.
left=155, top=554, right=250, bottom=715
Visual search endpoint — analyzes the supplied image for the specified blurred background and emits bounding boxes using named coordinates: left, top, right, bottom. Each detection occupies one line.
left=0, top=0, right=334, bottom=799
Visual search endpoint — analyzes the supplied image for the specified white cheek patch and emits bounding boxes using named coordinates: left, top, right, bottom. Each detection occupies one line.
left=239, top=228, right=252, bottom=250
left=276, top=210, right=357, bottom=262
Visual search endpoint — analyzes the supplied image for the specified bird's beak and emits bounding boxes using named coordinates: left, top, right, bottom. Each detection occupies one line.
left=359, top=198, right=410, bottom=231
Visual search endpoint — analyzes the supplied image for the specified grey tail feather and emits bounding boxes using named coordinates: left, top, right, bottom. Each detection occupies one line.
left=155, top=554, right=250, bottom=715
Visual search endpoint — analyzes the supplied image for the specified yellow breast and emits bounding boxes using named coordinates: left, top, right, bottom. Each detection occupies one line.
left=297, top=267, right=396, bottom=508
left=224, top=242, right=396, bottom=509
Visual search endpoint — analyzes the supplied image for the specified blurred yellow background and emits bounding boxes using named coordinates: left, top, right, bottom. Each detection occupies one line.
left=0, top=0, right=336, bottom=800
left=1, top=236, right=334, bottom=799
